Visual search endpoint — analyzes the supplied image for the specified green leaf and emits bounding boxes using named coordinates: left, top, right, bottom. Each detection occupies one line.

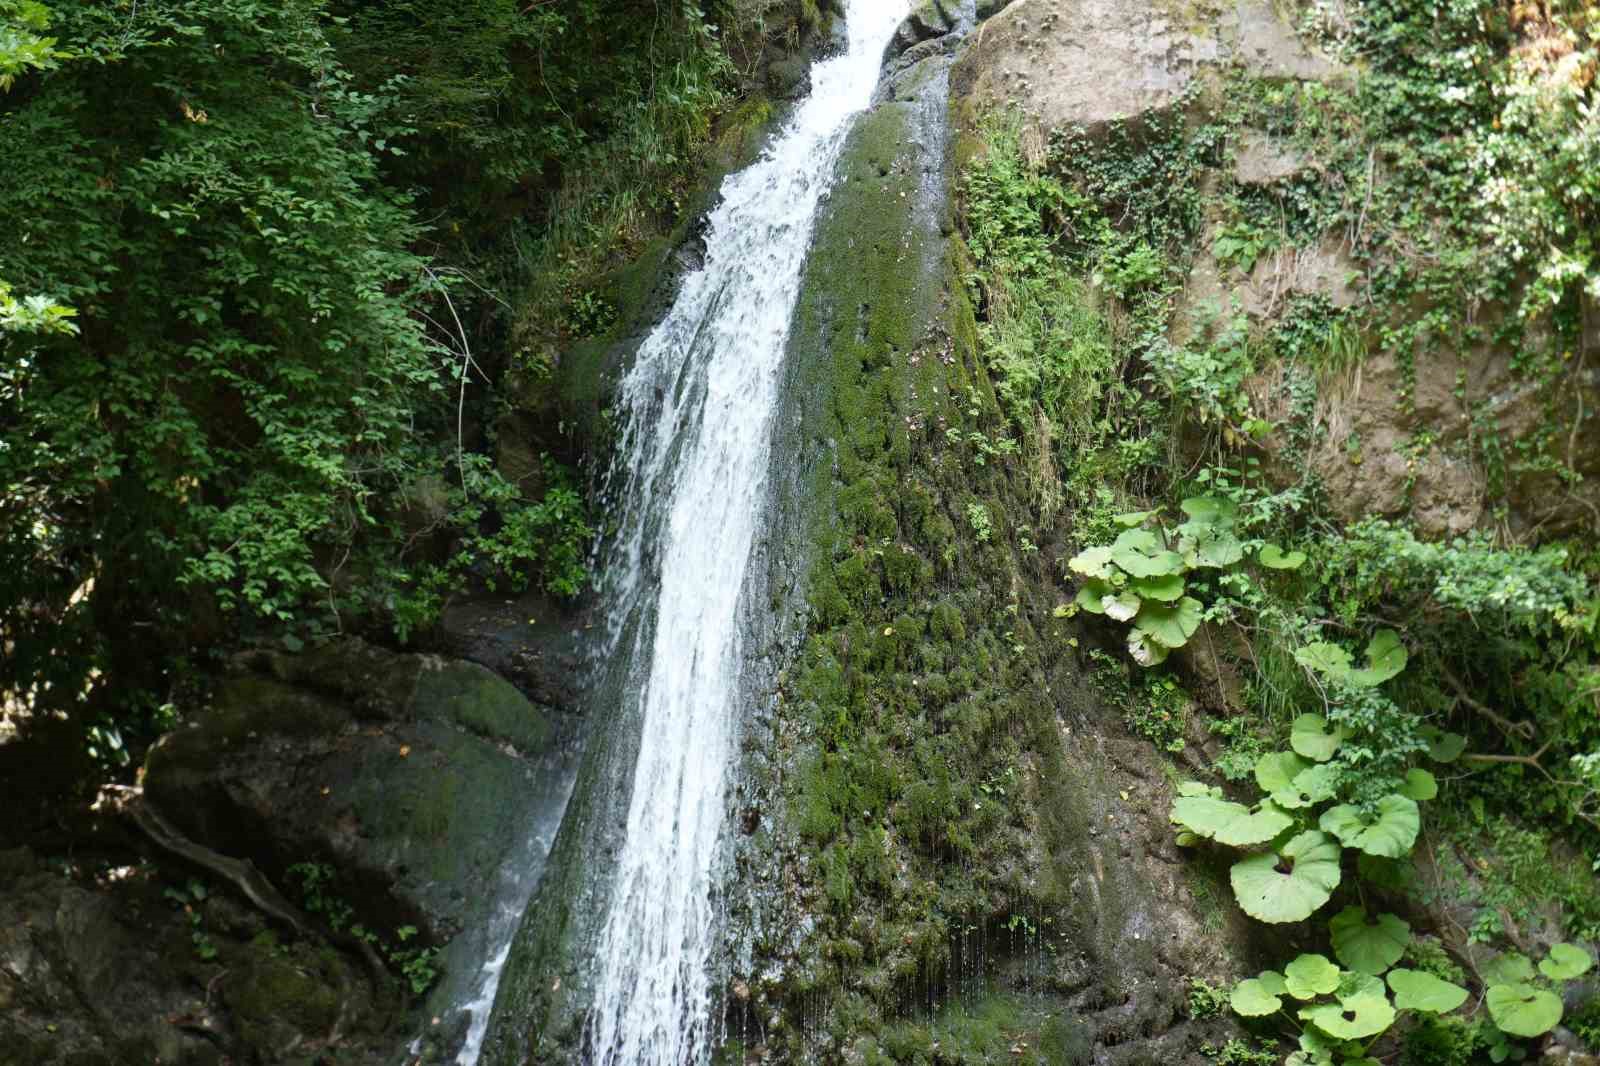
left=1486, top=983, right=1563, bottom=1037
left=1356, top=853, right=1414, bottom=893
left=1483, top=953, right=1536, bottom=986
left=1386, top=969, right=1469, bottom=1013
left=1069, top=545, right=1116, bottom=579
left=1127, top=629, right=1169, bottom=667
left=1300, top=993, right=1396, bottom=1040
left=1296, top=642, right=1354, bottom=682
left=1075, top=579, right=1112, bottom=614
left=1232, top=977, right=1285, bottom=1016
left=1230, top=830, right=1343, bottom=924
left=1255, top=751, right=1310, bottom=794
left=1259, top=543, right=1308, bottom=570
left=1349, top=629, right=1407, bottom=686
left=1130, top=573, right=1185, bottom=602
left=1102, top=590, right=1141, bottom=622
left=1400, top=768, right=1438, bottom=801
left=1423, top=727, right=1467, bottom=764
left=1291, top=714, right=1348, bottom=762
left=1188, top=529, right=1246, bottom=568
left=1170, top=786, right=1295, bottom=846
left=1539, top=943, right=1593, bottom=981
left=1111, top=528, right=1185, bottom=578
left=1135, top=596, right=1203, bottom=649
left=1112, top=510, right=1155, bottom=527
left=1179, top=495, right=1238, bottom=528
left=1289, top=764, right=1341, bottom=805
left=1329, top=906, right=1410, bottom=975
left=1318, top=795, right=1420, bottom=858
left=1285, top=953, right=1342, bottom=999
left=1258, top=970, right=1289, bottom=995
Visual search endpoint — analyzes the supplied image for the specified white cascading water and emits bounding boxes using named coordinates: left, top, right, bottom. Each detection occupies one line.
left=581, top=2, right=908, bottom=1063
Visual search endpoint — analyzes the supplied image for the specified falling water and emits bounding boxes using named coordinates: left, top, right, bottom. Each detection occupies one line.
left=578, top=3, right=908, bottom=1063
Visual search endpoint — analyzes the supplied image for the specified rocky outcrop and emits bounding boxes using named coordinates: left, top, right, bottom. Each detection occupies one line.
left=0, top=845, right=387, bottom=1066
left=141, top=638, right=577, bottom=1060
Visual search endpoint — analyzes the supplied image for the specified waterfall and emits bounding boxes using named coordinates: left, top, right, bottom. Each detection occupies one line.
left=577, top=3, right=908, bottom=1063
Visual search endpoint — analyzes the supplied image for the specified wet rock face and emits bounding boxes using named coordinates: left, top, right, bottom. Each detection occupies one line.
left=144, top=639, right=565, bottom=997
left=0, top=846, right=385, bottom=1066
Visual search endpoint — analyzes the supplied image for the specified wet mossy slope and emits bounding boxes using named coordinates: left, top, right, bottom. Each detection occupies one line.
left=734, top=50, right=1245, bottom=1064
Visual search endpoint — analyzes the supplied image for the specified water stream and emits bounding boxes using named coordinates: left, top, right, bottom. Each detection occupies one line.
left=569, top=4, right=907, bottom=1062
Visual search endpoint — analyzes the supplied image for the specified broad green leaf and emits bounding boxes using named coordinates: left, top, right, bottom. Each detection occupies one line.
left=1230, top=830, right=1342, bottom=924
left=1423, top=727, right=1467, bottom=764
left=1258, top=970, right=1289, bottom=995
left=1068, top=545, right=1116, bottom=579
left=1255, top=751, right=1310, bottom=794
left=1112, top=510, right=1155, bottom=527
left=1188, top=530, right=1246, bottom=568
left=1102, top=590, right=1141, bottom=622
left=1540, top=942, right=1593, bottom=981
left=1285, top=953, right=1341, bottom=999
left=1349, top=630, right=1407, bottom=686
left=1329, top=906, right=1410, bottom=975
left=1232, top=977, right=1284, bottom=1016
left=1318, top=795, right=1420, bottom=857
left=1179, top=495, right=1238, bottom=529
left=1486, top=983, right=1563, bottom=1037
left=1483, top=953, right=1536, bottom=986
left=1291, top=714, right=1347, bottom=762
left=1387, top=969, right=1469, bottom=1013
left=1076, top=579, right=1111, bottom=614
left=1356, top=853, right=1414, bottom=893
left=1296, top=642, right=1354, bottom=682
left=1111, top=528, right=1185, bottom=578
left=1259, top=543, right=1308, bottom=570
left=1170, top=786, right=1294, bottom=846
left=1134, top=596, right=1203, bottom=649
left=1300, top=993, right=1396, bottom=1039
left=1130, top=573, right=1185, bottom=602
left=1127, top=629, right=1169, bottom=667
left=1400, top=768, right=1438, bottom=801
left=1288, top=764, right=1340, bottom=805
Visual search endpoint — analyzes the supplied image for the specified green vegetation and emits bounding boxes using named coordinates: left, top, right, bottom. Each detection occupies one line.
left=1, top=0, right=813, bottom=781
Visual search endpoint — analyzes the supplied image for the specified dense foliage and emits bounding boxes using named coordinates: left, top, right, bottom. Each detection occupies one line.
left=0, top=0, right=786, bottom=763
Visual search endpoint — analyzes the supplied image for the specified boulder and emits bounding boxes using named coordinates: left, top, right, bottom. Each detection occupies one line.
left=143, top=639, right=570, bottom=1019
left=952, top=0, right=1218, bottom=137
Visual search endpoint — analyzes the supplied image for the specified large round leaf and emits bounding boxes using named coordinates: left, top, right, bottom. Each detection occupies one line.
left=1349, top=629, right=1407, bottom=686
left=1295, top=642, right=1354, bottom=683
left=1386, top=969, right=1469, bottom=1013
left=1127, top=629, right=1169, bottom=667
left=1483, top=953, right=1535, bottom=986
left=1231, top=977, right=1284, bottom=1017
left=1255, top=751, right=1310, bottom=794
left=1130, top=573, right=1185, bottom=602
left=1329, top=906, right=1410, bottom=975
left=1318, top=795, right=1420, bottom=857
left=1540, top=942, right=1594, bottom=981
left=1486, top=983, right=1563, bottom=1037
left=1259, top=543, right=1307, bottom=570
left=1285, top=953, right=1341, bottom=999
left=1230, top=830, right=1343, bottom=924
left=1111, top=528, right=1185, bottom=578
left=1134, top=596, right=1203, bottom=649
left=1102, top=590, right=1141, bottom=621
left=1075, top=579, right=1112, bottom=614
left=1300, top=993, right=1396, bottom=1039
left=1400, top=768, right=1438, bottom=801
left=1170, top=786, right=1294, bottom=847
left=1068, top=545, right=1116, bottom=579
left=1188, top=530, right=1246, bottom=568
left=1423, top=727, right=1467, bottom=764
left=1291, top=714, right=1347, bottom=762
